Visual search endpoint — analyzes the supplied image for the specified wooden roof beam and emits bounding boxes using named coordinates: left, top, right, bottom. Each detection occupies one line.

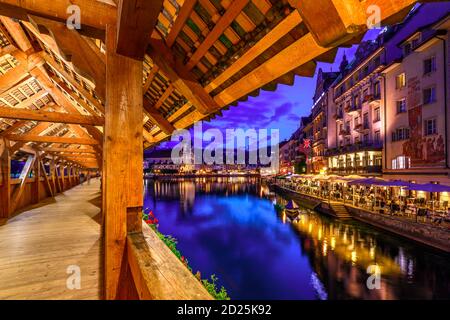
left=185, top=0, right=250, bottom=70
left=27, top=16, right=106, bottom=101
left=29, top=65, right=104, bottom=147
left=143, top=98, right=175, bottom=135
left=289, top=0, right=422, bottom=47
left=214, top=33, right=332, bottom=107
left=205, top=10, right=303, bottom=93
left=6, top=134, right=100, bottom=145
left=0, top=50, right=44, bottom=94
left=0, top=17, right=33, bottom=53
left=115, top=0, right=164, bottom=60
left=0, top=44, right=15, bottom=57
left=0, top=103, right=62, bottom=137
left=148, top=32, right=219, bottom=114
left=0, top=0, right=117, bottom=38
left=9, top=121, right=54, bottom=153
left=42, top=147, right=97, bottom=154
left=38, top=58, right=105, bottom=114
left=0, top=105, right=105, bottom=126
left=165, top=0, right=197, bottom=47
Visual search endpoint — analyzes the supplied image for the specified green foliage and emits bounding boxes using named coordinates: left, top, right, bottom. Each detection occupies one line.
left=202, top=274, right=230, bottom=300
left=147, top=219, right=230, bottom=300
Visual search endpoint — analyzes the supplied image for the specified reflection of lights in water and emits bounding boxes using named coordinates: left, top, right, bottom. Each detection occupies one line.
left=282, top=212, right=286, bottom=224
left=351, top=251, right=357, bottom=264
left=291, top=212, right=401, bottom=275
left=407, top=260, right=414, bottom=280
left=310, top=272, right=328, bottom=300
left=369, top=247, right=375, bottom=259
left=322, top=240, right=328, bottom=256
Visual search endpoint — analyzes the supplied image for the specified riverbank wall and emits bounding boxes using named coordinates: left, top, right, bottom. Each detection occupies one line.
left=272, top=184, right=450, bottom=253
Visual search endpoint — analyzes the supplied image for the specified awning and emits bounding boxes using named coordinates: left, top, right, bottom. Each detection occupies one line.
left=406, top=183, right=450, bottom=193
left=348, top=178, right=386, bottom=186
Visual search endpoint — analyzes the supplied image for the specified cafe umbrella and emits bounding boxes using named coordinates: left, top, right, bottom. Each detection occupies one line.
left=406, top=183, right=450, bottom=219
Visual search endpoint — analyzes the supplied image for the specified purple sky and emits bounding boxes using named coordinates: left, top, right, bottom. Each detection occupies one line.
left=156, top=30, right=381, bottom=150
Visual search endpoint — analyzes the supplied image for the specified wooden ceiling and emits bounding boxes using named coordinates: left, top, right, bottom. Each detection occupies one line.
left=0, top=0, right=425, bottom=169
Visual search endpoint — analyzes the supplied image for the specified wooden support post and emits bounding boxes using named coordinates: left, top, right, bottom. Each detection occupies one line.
left=59, top=163, right=65, bottom=191
left=0, top=138, right=11, bottom=219
left=31, top=153, right=41, bottom=204
left=10, top=155, right=35, bottom=214
left=68, top=166, right=73, bottom=188
left=104, top=24, right=144, bottom=300
left=51, top=157, right=60, bottom=194
left=40, top=160, right=54, bottom=198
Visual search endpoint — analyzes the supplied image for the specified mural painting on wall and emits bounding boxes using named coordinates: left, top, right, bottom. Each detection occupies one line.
left=402, top=76, right=445, bottom=167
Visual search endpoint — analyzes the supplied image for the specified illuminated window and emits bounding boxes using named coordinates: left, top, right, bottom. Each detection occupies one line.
left=374, top=107, right=381, bottom=122
left=392, top=156, right=411, bottom=169
left=396, top=98, right=407, bottom=114
left=396, top=73, right=406, bottom=89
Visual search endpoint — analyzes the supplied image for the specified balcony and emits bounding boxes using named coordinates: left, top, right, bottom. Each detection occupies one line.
left=363, top=94, right=381, bottom=106
left=333, top=111, right=344, bottom=121
left=328, top=165, right=382, bottom=175
left=326, top=140, right=383, bottom=156
left=345, top=104, right=362, bottom=115
left=339, top=128, right=351, bottom=136
left=354, top=123, right=363, bottom=132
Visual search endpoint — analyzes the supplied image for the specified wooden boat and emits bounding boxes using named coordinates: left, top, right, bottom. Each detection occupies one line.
left=285, top=200, right=300, bottom=219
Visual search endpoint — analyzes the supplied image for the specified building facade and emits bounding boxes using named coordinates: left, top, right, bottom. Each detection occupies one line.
left=382, top=5, right=450, bottom=184
left=310, top=69, right=339, bottom=174
left=324, top=3, right=450, bottom=183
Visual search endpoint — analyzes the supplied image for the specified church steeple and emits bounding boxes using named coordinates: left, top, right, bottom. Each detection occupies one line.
left=340, top=52, right=348, bottom=73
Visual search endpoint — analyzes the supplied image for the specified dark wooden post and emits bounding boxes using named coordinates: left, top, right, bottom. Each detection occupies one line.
left=60, top=162, right=65, bottom=191
left=104, top=24, right=144, bottom=300
left=31, top=153, right=41, bottom=204
left=0, top=138, right=11, bottom=219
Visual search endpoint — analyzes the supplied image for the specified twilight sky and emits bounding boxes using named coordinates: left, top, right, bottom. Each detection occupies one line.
left=156, top=30, right=381, bottom=150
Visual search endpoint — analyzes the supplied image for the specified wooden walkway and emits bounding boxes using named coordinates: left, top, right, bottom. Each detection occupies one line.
left=0, top=178, right=103, bottom=300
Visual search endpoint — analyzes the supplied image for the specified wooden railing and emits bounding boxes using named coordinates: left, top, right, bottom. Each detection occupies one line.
left=0, top=174, right=81, bottom=217
left=119, top=210, right=212, bottom=300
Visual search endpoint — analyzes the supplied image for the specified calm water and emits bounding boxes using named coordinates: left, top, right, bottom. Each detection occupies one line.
left=143, top=177, right=450, bottom=300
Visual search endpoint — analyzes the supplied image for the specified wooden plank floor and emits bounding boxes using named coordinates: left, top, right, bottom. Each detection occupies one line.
left=0, top=179, right=103, bottom=300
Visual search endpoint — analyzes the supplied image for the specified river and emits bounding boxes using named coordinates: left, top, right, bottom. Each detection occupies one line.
left=143, top=177, right=450, bottom=300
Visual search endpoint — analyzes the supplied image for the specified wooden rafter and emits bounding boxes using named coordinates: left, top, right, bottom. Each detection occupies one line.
left=0, top=105, right=104, bottom=125
left=149, top=33, right=219, bottom=114
left=185, top=0, right=250, bottom=70
left=165, top=0, right=197, bottom=48
left=205, top=10, right=303, bottom=93
left=143, top=98, right=175, bottom=135
left=0, top=51, right=44, bottom=94
left=6, top=134, right=100, bottom=145
left=0, top=0, right=116, bottom=38
left=28, top=16, right=106, bottom=101
left=0, top=16, right=32, bottom=53
left=116, top=0, right=164, bottom=60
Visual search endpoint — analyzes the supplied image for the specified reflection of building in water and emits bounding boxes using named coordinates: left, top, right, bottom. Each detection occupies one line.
left=291, top=214, right=398, bottom=299
left=148, top=177, right=263, bottom=214
left=179, top=181, right=196, bottom=215
left=281, top=205, right=446, bottom=299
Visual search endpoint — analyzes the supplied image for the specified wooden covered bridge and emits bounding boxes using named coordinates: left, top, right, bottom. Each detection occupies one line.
left=0, top=0, right=427, bottom=300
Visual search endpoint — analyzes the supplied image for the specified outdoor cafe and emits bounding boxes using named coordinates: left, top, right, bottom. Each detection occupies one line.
left=275, top=174, right=450, bottom=226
